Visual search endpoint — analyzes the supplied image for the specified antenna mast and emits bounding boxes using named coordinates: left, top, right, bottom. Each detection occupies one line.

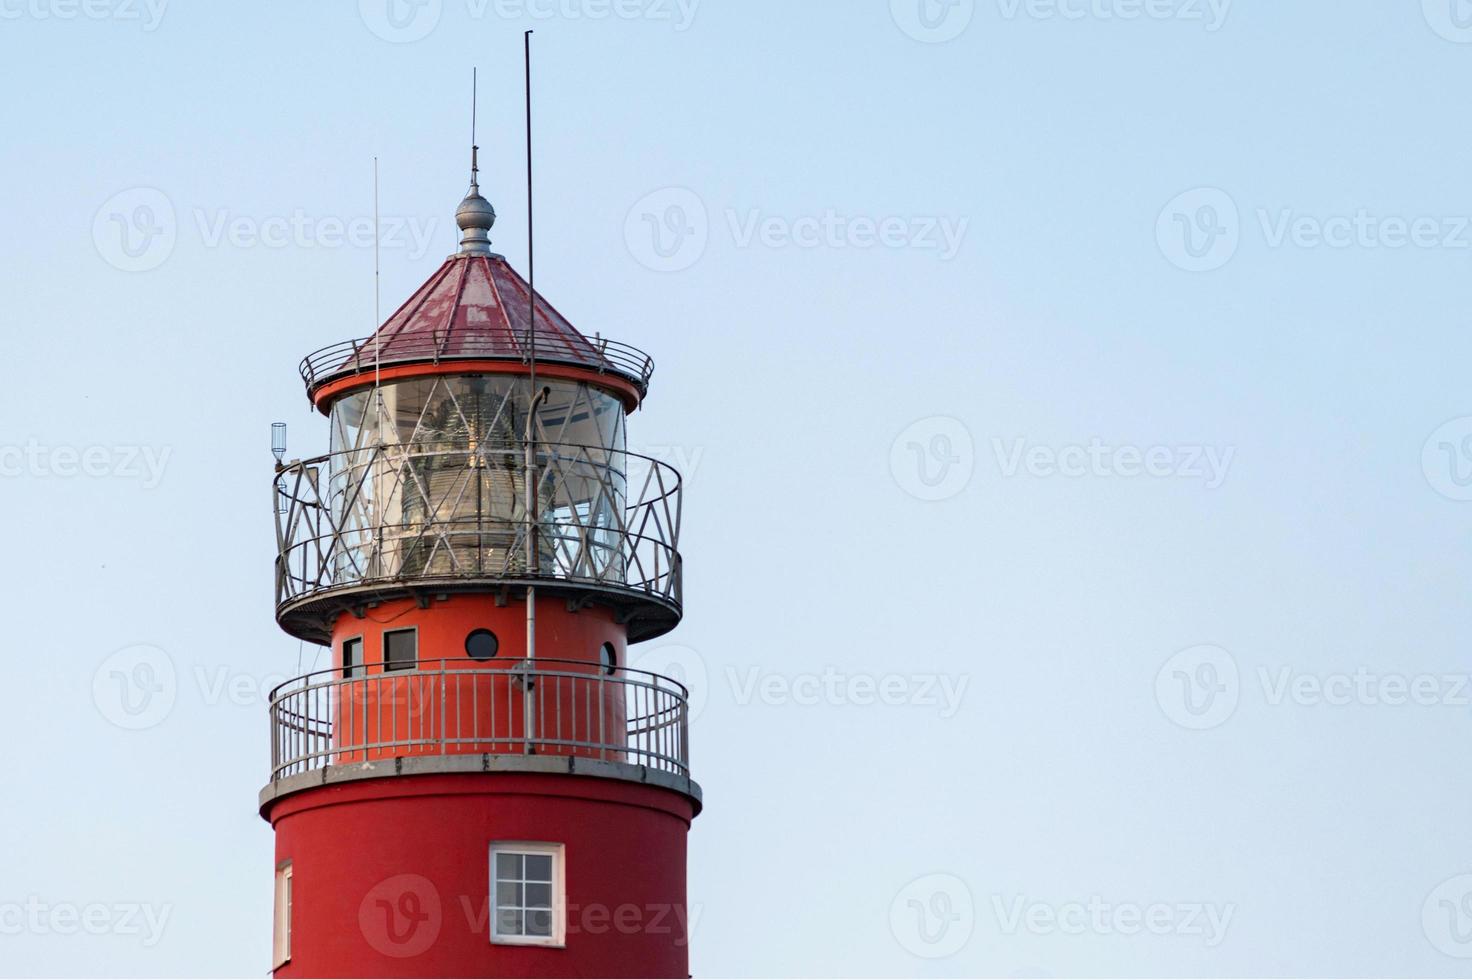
left=373, top=156, right=381, bottom=390
left=522, top=32, right=545, bottom=751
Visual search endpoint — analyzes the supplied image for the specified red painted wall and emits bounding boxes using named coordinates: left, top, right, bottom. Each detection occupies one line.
left=325, top=595, right=631, bottom=764
left=330, top=594, right=626, bottom=670
left=268, top=773, right=695, bottom=979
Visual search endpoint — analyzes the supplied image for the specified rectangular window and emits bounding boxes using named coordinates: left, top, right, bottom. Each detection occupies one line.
left=342, top=637, right=363, bottom=679
left=384, top=629, right=417, bottom=672
left=490, top=843, right=564, bottom=947
left=273, top=861, right=293, bottom=968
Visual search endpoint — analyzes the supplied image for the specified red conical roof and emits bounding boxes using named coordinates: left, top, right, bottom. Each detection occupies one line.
left=370, top=254, right=595, bottom=364
left=301, top=254, right=653, bottom=407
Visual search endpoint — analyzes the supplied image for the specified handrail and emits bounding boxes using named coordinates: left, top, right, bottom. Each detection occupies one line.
left=267, top=658, right=690, bottom=783
left=273, top=440, right=682, bottom=613
left=299, top=335, right=656, bottom=394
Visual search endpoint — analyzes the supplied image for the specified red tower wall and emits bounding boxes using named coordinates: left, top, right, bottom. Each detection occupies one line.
left=323, top=596, right=630, bottom=764
left=266, top=773, right=695, bottom=979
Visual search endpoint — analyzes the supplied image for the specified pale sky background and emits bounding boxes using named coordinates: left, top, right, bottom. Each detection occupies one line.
left=4, top=0, right=1472, bottom=976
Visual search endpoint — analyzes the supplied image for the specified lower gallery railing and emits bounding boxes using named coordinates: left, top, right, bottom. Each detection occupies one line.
left=268, top=658, right=689, bottom=783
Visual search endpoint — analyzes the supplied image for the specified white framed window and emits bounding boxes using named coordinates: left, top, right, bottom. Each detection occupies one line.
left=489, top=842, right=565, bottom=947
left=272, top=861, right=293, bottom=968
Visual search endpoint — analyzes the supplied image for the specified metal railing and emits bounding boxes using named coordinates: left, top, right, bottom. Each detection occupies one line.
left=273, top=441, right=682, bottom=612
left=268, top=658, right=690, bottom=783
left=300, top=335, right=656, bottom=394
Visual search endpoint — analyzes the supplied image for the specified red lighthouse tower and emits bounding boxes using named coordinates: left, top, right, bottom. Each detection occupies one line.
left=261, top=144, right=698, bottom=978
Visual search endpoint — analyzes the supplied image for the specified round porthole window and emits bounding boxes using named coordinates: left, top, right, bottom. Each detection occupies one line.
left=466, top=629, right=499, bottom=661
left=599, top=642, right=618, bottom=676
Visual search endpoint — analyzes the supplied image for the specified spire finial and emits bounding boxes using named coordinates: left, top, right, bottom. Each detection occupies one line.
left=456, top=66, right=497, bottom=257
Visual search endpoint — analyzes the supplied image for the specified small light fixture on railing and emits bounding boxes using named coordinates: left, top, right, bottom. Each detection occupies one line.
left=272, top=423, right=288, bottom=515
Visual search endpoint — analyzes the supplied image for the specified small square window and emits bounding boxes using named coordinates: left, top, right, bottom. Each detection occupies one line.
left=489, top=843, right=564, bottom=947
left=384, top=629, right=417, bottom=672
left=342, top=637, right=363, bottom=679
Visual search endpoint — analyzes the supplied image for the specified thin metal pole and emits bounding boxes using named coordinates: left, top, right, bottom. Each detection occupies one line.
left=374, top=157, right=381, bottom=389
left=523, top=28, right=539, bottom=754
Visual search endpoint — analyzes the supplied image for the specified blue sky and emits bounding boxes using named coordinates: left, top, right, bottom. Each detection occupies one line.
left=4, top=0, right=1472, bottom=975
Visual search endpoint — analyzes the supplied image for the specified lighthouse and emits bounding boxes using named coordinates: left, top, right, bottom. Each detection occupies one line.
left=261, top=142, right=698, bottom=978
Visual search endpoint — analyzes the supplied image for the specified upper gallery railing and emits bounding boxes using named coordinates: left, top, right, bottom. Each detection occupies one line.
left=300, top=335, right=656, bottom=395
left=274, top=441, right=682, bottom=611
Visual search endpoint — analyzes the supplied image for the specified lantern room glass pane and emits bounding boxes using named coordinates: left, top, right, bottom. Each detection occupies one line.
left=326, top=374, right=630, bottom=588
